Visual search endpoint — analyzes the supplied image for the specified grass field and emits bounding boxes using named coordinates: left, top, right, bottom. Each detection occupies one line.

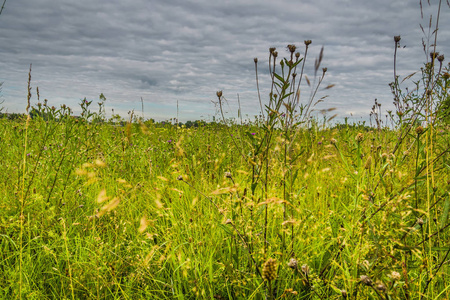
left=1, top=10, right=450, bottom=298
left=1, top=106, right=449, bottom=299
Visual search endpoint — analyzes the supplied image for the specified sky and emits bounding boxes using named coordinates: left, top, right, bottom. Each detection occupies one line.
left=0, top=0, right=449, bottom=123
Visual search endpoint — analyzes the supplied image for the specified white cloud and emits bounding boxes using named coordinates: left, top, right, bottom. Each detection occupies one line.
left=0, top=0, right=448, bottom=122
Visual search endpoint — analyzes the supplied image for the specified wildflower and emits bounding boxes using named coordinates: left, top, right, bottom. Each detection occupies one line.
left=262, top=258, right=277, bottom=281
left=389, top=271, right=401, bottom=281
left=359, top=275, right=372, bottom=286
left=251, top=133, right=256, bottom=136
left=287, top=258, right=298, bottom=270
left=287, top=44, right=297, bottom=53
left=301, top=264, right=310, bottom=275
left=364, top=156, right=372, bottom=169
left=375, top=282, right=387, bottom=292
left=415, top=126, right=424, bottom=135
left=355, top=133, right=364, bottom=142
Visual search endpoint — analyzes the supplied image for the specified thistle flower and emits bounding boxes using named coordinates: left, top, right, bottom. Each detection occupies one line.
left=304, top=40, right=312, bottom=46
left=262, top=258, right=277, bottom=281
left=394, top=35, right=401, bottom=43
left=287, top=44, right=297, bottom=53
left=415, top=126, right=424, bottom=135
left=355, top=133, right=364, bottom=142
left=430, top=52, right=439, bottom=60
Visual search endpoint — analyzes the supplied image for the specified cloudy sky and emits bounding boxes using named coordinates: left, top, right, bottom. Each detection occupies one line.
left=0, top=0, right=449, bottom=123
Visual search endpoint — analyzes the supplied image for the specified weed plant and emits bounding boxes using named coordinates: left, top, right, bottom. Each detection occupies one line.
left=1, top=2, right=450, bottom=299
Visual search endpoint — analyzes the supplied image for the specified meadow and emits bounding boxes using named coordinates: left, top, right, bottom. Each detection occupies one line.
left=1, top=13, right=450, bottom=300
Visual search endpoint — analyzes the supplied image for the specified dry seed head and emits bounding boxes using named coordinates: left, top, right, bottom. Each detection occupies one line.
left=304, top=40, right=312, bottom=46
left=262, top=258, right=278, bottom=281
left=375, top=282, right=387, bottom=292
left=254, top=57, right=258, bottom=63
left=417, top=218, right=424, bottom=226
left=438, top=54, right=444, bottom=62
left=177, top=175, right=183, bottom=181
left=394, top=35, right=401, bottom=43
left=355, top=133, right=364, bottom=142
left=295, top=52, right=300, bottom=58
left=216, top=91, right=222, bottom=98
left=359, top=275, right=372, bottom=286
left=364, top=156, right=372, bottom=169
left=269, top=47, right=276, bottom=54
left=430, top=52, right=439, bottom=60
left=341, top=289, right=348, bottom=298
left=301, top=264, right=310, bottom=275
left=322, top=67, right=327, bottom=73
left=330, top=138, right=337, bottom=145
left=415, top=126, right=425, bottom=135
left=287, top=44, right=297, bottom=53
left=390, top=271, right=401, bottom=281
left=273, top=51, right=278, bottom=58
left=287, top=258, right=298, bottom=270
left=224, top=172, right=232, bottom=179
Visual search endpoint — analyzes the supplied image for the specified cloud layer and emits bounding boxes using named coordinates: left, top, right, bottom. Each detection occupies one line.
left=1, top=0, right=449, bottom=122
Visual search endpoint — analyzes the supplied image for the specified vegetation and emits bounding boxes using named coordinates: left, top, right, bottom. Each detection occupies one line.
left=1, top=2, right=450, bottom=299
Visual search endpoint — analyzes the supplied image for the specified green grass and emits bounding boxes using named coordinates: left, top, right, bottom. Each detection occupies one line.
left=1, top=114, right=449, bottom=299
left=1, top=4, right=450, bottom=297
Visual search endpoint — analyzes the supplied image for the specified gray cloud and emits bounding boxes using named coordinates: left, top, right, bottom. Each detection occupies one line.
left=0, top=0, right=449, bottom=122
